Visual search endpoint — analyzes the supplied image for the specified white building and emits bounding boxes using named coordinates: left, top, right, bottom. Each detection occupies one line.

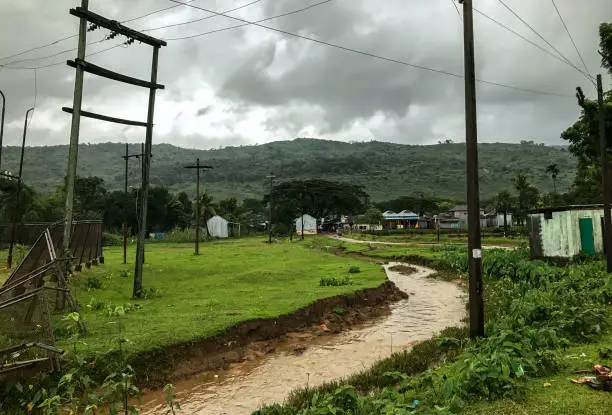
left=295, top=214, right=317, bottom=234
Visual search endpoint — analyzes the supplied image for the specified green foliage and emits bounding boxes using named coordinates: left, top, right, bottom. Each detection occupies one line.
left=348, top=266, right=361, bottom=274
left=0, top=140, right=575, bottom=204
left=163, top=384, right=181, bottom=414
left=103, top=232, right=123, bottom=247
left=332, top=306, right=345, bottom=315
left=85, top=276, right=103, bottom=290
left=320, top=276, right=353, bottom=287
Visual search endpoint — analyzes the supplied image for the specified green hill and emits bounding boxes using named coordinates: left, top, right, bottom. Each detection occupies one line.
left=0, top=138, right=575, bottom=201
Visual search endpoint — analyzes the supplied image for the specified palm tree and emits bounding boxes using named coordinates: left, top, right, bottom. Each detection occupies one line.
left=513, top=173, right=539, bottom=226
left=198, top=192, right=217, bottom=238
left=545, top=164, right=560, bottom=194
left=495, top=190, right=513, bottom=232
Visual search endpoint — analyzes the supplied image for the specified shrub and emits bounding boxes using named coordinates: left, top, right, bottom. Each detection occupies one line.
left=320, top=276, right=352, bottom=287
left=85, top=276, right=102, bottom=290
left=102, top=232, right=123, bottom=247
left=348, top=266, right=361, bottom=274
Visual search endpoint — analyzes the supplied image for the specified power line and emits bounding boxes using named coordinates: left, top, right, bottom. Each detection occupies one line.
left=473, top=7, right=591, bottom=80
left=450, top=0, right=462, bottom=21
left=142, top=0, right=264, bottom=33
left=550, top=0, right=591, bottom=77
left=0, top=0, right=197, bottom=63
left=166, top=0, right=333, bottom=40
left=0, top=0, right=267, bottom=69
left=496, top=0, right=591, bottom=80
left=169, top=0, right=573, bottom=98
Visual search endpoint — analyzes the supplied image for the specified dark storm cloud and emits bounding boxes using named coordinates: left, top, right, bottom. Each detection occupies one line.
left=0, top=0, right=610, bottom=149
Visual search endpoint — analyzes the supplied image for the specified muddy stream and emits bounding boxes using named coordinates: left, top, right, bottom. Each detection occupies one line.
left=141, top=263, right=465, bottom=414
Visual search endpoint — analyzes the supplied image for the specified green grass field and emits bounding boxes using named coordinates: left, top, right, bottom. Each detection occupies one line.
left=53, top=238, right=386, bottom=360
left=319, top=236, right=462, bottom=261
left=345, top=232, right=527, bottom=247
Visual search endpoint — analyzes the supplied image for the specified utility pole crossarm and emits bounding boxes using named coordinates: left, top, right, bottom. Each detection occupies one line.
left=67, top=59, right=165, bottom=89
left=70, top=7, right=167, bottom=47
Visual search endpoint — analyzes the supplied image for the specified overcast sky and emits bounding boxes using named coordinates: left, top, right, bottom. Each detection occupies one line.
left=0, top=0, right=610, bottom=150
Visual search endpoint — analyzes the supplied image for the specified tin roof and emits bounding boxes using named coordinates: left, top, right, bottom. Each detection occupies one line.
left=528, top=204, right=603, bottom=214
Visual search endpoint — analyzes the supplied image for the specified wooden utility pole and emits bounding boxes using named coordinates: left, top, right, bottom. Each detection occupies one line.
left=184, top=158, right=213, bottom=255
left=7, top=107, right=34, bottom=269
left=63, top=4, right=166, bottom=297
left=267, top=173, right=276, bottom=243
left=0, top=89, right=5, bottom=171
left=597, top=74, right=612, bottom=272
left=460, top=0, right=484, bottom=338
left=62, top=0, right=89, bottom=252
left=121, top=144, right=145, bottom=264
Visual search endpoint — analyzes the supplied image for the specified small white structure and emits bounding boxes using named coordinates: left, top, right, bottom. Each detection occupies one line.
left=207, top=215, right=229, bottom=238
left=295, top=214, right=317, bottom=234
left=355, top=223, right=383, bottom=231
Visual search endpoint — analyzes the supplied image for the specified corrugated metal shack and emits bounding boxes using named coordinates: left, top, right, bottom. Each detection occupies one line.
left=527, top=204, right=605, bottom=259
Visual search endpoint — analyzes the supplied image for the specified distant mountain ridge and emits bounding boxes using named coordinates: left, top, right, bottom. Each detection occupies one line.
left=0, top=138, right=576, bottom=201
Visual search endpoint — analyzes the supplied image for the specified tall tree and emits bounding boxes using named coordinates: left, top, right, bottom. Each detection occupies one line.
left=512, top=173, right=539, bottom=225
left=561, top=22, right=612, bottom=203
left=545, top=164, right=560, bottom=194
left=198, top=192, right=217, bottom=237
left=495, top=190, right=513, bottom=230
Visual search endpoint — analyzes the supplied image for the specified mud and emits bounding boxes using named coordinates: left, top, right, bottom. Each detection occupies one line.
left=133, top=280, right=407, bottom=388
left=140, top=263, right=465, bottom=414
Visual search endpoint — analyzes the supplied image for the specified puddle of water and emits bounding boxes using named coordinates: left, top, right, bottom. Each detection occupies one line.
left=141, top=263, right=465, bottom=415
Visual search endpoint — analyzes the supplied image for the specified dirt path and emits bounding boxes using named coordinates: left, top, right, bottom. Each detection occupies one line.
left=140, top=263, right=465, bottom=414
left=334, top=235, right=513, bottom=250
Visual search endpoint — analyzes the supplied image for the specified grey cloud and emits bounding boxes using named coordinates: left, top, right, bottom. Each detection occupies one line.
left=0, top=0, right=611, bottom=150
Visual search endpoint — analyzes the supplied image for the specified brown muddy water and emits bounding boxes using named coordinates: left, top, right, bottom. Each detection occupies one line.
left=141, top=263, right=465, bottom=414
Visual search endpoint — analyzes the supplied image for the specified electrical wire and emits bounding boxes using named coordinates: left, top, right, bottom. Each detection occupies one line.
left=0, top=0, right=198, bottom=63
left=142, top=0, right=264, bottom=32
left=168, top=0, right=573, bottom=98
left=473, top=7, right=591, bottom=80
left=0, top=0, right=267, bottom=69
left=550, top=0, right=591, bottom=77
left=450, top=0, right=462, bottom=21
left=496, top=0, right=591, bottom=81
left=166, top=0, right=332, bottom=40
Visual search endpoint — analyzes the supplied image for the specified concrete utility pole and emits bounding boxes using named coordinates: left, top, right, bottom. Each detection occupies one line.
left=184, top=158, right=213, bottom=255
left=460, top=0, right=484, bottom=338
left=597, top=74, right=612, bottom=272
left=7, top=107, right=34, bottom=269
left=63, top=0, right=89, bottom=252
left=0, top=89, right=5, bottom=171
left=121, top=144, right=145, bottom=264
left=267, top=173, right=276, bottom=243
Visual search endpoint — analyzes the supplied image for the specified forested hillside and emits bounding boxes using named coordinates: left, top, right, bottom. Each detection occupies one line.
left=0, top=138, right=575, bottom=201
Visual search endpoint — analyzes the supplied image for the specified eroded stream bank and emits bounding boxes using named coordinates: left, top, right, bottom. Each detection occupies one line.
left=141, top=263, right=465, bottom=414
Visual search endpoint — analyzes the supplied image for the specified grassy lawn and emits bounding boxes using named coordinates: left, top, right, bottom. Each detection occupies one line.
left=320, top=236, right=461, bottom=261
left=54, top=237, right=386, bottom=360
left=464, top=331, right=612, bottom=415
left=345, top=232, right=527, bottom=247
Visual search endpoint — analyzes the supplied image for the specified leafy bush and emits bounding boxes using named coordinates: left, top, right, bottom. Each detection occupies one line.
left=348, top=266, right=361, bottom=274
left=320, top=276, right=352, bottom=287
left=85, top=276, right=102, bottom=290
left=102, top=232, right=123, bottom=247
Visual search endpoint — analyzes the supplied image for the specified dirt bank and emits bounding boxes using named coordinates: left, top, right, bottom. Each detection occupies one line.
left=135, top=280, right=407, bottom=389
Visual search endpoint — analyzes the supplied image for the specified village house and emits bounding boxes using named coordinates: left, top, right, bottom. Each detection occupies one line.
left=382, top=210, right=420, bottom=229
